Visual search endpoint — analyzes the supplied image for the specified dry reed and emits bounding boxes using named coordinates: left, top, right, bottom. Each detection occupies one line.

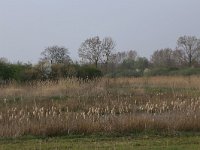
left=0, top=76, right=200, bottom=137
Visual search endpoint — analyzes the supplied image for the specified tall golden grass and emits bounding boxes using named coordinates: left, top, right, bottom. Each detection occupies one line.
left=1, top=76, right=200, bottom=137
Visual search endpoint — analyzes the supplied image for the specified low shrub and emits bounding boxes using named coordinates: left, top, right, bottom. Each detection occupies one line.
left=145, top=67, right=200, bottom=76
left=77, top=66, right=102, bottom=80
left=105, top=70, right=142, bottom=78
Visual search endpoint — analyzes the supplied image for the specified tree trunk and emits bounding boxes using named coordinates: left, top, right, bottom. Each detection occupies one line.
left=189, top=51, right=192, bottom=67
left=95, top=60, right=98, bottom=68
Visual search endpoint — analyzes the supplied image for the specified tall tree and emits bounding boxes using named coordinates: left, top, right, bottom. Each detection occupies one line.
left=78, top=36, right=102, bottom=68
left=101, top=37, right=115, bottom=70
left=151, top=48, right=175, bottom=67
left=41, top=45, right=71, bottom=64
left=177, top=35, right=200, bottom=67
left=173, top=49, right=187, bottom=67
left=127, top=50, right=137, bottom=60
left=134, top=57, right=149, bottom=71
left=0, top=57, right=9, bottom=64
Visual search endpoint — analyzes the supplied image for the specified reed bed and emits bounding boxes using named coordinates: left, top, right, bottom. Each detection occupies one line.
left=0, top=76, right=200, bottom=137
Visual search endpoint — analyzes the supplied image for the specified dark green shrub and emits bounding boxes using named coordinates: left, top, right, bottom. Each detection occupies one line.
left=77, top=66, right=102, bottom=80
left=145, top=68, right=178, bottom=76
left=105, top=70, right=142, bottom=78
left=145, top=67, right=200, bottom=76
left=173, top=68, right=200, bottom=76
left=0, top=63, right=14, bottom=80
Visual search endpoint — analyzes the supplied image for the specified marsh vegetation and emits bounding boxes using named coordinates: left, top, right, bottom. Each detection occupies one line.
left=1, top=76, right=200, bottom=137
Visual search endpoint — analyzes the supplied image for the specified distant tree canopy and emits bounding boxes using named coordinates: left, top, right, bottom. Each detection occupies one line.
left=151, top=48, right=175, bottom=68
left=78, top=36, right=102, bottom=68
left=78, top=36, right=115, bottom=68
left=177, top=35, right=200, bottom=67
left=150, top=36, right=200, bottom=68
left=134, top=57, right=149, bottom=71
left=41, top=45, right=71, bottom=64
left=2, top=35, right=200, bottom=82
left=101, top=37, right=115, bottom=70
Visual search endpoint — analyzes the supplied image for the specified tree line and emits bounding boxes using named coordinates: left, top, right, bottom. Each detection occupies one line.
left=1, top=35, right=200, bottom=82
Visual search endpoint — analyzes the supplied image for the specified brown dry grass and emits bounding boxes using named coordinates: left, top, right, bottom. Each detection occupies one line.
left=1, top=76, right=200, bottom=137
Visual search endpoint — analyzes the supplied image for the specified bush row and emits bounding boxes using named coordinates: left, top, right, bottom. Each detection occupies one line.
left=0, top=62, right=102, bottom=82
left=145, top=67, right=200, bottom=76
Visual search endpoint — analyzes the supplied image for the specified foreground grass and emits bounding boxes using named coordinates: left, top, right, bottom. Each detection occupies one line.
left=1, top=76, right=200, bottom=137
left=1, top=135, right=200, bottom=150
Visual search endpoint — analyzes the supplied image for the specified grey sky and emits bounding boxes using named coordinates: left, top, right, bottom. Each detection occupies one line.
left=1, top=0, right=200, bottom=63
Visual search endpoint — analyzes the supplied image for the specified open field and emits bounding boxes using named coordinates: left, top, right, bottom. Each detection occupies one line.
left=1, top=76, right=200, bottom=137
left=1, top=135, right=200, bottom=150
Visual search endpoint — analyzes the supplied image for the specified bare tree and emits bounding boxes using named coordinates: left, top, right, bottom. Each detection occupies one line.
left=177, top=35, right=200, bottom=67
left=101, top=37, right=115, bottom=70
left=151, top=48, right=175, bottom=67
left=102, top=37, right=115, bottom=62
left=78, top=36, right=102, bottom=68
left=41, top=45, right=71, bottom=64
left=127, top=50, right=138, bottom=60
left=109, top=50, right=137, bottom=67
left=0, top=57, right=9, bottom=64
left=173, top=49, right=187, bottom=67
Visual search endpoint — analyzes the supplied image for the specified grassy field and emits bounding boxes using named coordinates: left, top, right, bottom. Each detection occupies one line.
left=1, top=76, right=200, bottom=149
left=1, top=135, right=200, bottom=150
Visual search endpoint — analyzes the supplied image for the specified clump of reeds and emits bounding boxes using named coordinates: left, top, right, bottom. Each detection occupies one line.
left=1, top=76, right=200, bottom=137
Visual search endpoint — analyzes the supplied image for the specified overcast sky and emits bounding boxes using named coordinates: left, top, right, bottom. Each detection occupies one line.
left=1, top=0, right=200, bottom=63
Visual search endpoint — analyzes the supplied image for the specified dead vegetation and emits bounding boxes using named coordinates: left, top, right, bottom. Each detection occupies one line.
left=1, top=76, right=200, bottom=137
